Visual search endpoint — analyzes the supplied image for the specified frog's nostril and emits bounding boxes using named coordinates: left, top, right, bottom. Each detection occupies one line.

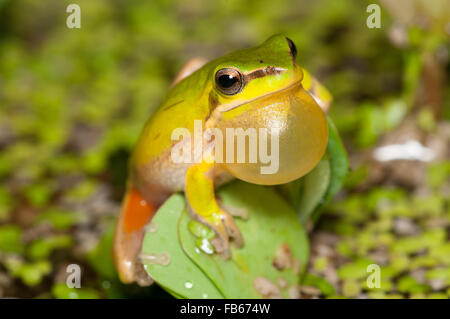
left=285, top=37, right=297, bottom=61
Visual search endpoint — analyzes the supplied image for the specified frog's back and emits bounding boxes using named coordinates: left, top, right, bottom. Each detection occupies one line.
left=131, top=67, right=212, bottom=168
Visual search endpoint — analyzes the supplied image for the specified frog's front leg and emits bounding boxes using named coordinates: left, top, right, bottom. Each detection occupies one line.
left=185, top=161, right=243, bottom=257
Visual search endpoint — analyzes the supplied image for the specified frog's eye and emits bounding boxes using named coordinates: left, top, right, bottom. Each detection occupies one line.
left=215, top=68, right=244, bottom=95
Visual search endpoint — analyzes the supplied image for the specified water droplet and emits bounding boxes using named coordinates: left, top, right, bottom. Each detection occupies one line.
left=188, top=220, right=215, bottom=239
left=145, top=222, right=157, bottom=233
left=195, top=248, right=201, bottom=254
left=184, top=281, right=193, bottom=289
left=202, top=293, right=208, bottom=298
left=140, top=200, right=148, bottom=207
left=196, top=238, right=214, bottom=255
left=139, top=252, right=171, bottom=266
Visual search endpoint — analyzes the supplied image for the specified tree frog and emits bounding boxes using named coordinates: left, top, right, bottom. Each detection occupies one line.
left=113, top=35, right=331, bottom=285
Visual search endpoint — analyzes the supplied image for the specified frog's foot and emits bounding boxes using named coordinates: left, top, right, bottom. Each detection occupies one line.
left=134, top=259, right=155, bottom=287
left=201, top=209, right=244, bottom=258
left=113, top=187, right=157, bottom=286
left=185, top=161, right=244, bottom=259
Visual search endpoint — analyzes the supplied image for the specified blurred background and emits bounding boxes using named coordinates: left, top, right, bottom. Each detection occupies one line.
left=0, top=0, right=448, bottom=298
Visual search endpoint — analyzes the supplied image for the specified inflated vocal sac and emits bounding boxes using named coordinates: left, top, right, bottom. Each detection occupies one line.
left=216, top=83, right=328, bottom=185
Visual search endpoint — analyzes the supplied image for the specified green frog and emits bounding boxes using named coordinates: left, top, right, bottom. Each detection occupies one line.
left=113, top=35, right=331, bottom=285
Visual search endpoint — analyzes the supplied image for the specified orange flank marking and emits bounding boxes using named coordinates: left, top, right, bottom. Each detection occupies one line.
left=123, top=188, right=156, bottom=234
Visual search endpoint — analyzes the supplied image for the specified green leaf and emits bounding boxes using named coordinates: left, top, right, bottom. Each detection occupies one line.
left=397, top=276, right=430, bottom=294
left=35, top=208, right=79, bottom=230
left=297, top=158, right=330, bottom=223
left=179, top=181, right=308, bottom=298
left=24, top=183, right=53, bottom=207
left=301, top=273, right=335, bottom=296
left=3, top=256, right=52, bottom=287
left=278, top=117, right=347, bottom=224
left=323, top=118, right=349, bottom=204
left=277, top=158, right=330, bottom=224
left=141, top=194, right=223, bottom=299
left=27, top=235, right=74, bottom=260
left=87, top=222, right=118, bottom=281
left=311, top=117, right=348, bottom=222
left=426, top=268, right=450, bottom=285
left=0, top=225, right=25, bottom=253
left=18, top=261, right=52, bottom=286
left=52, top=283, right=101, bottom=299
left=426, top=161, right=450, bottom=188
left=337, top=258, right=374, bottom=280
left=141, top=181, right=309, bottom=298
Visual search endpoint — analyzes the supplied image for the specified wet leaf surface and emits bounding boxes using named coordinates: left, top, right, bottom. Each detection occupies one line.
left=178, top=181, right=308, bottom=298
left=141, top=181, right=309, bottom=298
left=141, top=194, right=223, bottom=299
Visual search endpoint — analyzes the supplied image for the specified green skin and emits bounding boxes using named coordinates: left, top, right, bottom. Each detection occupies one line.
left=114, top=35, right=331, bottom=285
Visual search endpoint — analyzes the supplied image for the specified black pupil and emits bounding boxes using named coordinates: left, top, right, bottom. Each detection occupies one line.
left=218, top=74, right=238, bottom=88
